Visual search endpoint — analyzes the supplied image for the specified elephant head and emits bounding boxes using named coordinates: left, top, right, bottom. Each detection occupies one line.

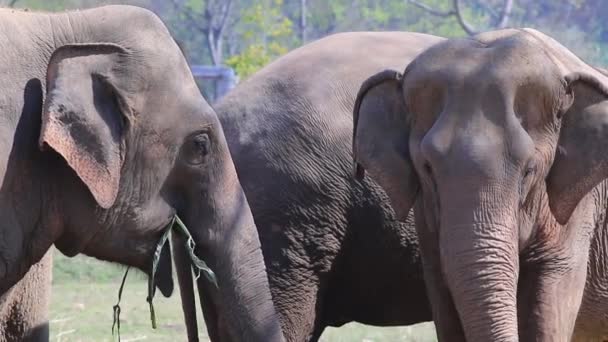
left=37, top=7, right=283, bottom=341
left=353, top=28, right=608, bottom=340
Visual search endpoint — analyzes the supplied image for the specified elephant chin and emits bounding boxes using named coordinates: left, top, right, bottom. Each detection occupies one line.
left=154, top=241, right=174, bottom=297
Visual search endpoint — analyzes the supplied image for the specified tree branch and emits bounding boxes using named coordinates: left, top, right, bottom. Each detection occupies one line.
left=300, top=0, right=307, bottom=42
left=406, top=0, right=455, bottom=17
left=476, top=0, right=499, bottom=20
left=207, top=31, right=220, bottom=65
left=453, top=0, right=478, bottom=35
left=8, top=0, right=19, bottom=7
left=171, top=0, right=227, bottom=65
left=203, top=0, right=233, bottom=65
left=216, top=0, right=233, bottom=43
left=407, top=0, right=513, bottom=36
left=495, top=0, right=513, bottom=28
left=170, top=0, right=208, bottom=33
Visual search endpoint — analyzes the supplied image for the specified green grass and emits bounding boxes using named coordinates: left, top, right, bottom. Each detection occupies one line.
left=50, top=249, right=437, bottom=341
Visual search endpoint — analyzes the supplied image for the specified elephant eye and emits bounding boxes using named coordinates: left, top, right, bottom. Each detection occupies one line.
left=194, top=134, right=210, bottom=156
left=184, top=132, right=211, bottom=165
left=523, top=164, right=537, bottom=178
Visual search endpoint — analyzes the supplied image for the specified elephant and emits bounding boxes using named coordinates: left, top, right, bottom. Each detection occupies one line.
left=353, top=28, right=608, bottom=341
left=0, top=5, right=283, bottom=342
left=201, top=32, right=444, bottom=341
left=0, top=251, right=51, bottom=341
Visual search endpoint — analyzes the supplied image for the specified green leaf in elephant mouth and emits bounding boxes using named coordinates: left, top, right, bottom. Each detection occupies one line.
left=171, top=215, right=218, bottom=286
left=111, top=215, right=217, bottom=340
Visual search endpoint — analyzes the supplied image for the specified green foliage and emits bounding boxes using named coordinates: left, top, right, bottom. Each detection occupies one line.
left=13, top=0, right=608, bottom=80
left=225, top=0, right=293, bottom=79
left=184, top=0, right=204, bottom=12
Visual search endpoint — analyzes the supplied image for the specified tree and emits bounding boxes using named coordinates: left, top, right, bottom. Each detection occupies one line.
left=300, top=0, right=306, bottom=42
left=170, top=0, right=236, bottom=66
left=406, top=0, right=513, bottom=35
left=225, top=0, right=293, bottom=79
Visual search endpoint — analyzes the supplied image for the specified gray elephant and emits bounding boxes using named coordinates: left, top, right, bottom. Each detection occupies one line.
left=0, top=251, right=51, bottom=341
left=354, top=28, right=608, bottom=341
left=188, top=32, right=445, bottom=341
left=0, top=5, right=283, bottom=342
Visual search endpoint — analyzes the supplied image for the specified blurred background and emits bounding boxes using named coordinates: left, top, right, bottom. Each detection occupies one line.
left=3, top=0, right=605, bottom=341
left=5, top=0, right=608, bottom=100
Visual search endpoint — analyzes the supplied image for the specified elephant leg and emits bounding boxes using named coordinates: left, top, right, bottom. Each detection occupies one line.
left=573, top=223, right=608, bottom=341
left=0, top=250, right=52, bottom=342
left=518, top=248, right=589, bottom=341
left=270, top=259, right=323, bottom=342
left=413, top=202, right=465, bottom=342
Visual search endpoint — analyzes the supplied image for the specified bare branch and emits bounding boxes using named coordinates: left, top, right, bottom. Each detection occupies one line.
left=453, top=0, right=478, bottom=35
left=216, top=0, right=233, bottom=42
left=406, top=0, right=455, bottom=17
left=198, top=0, right=235, bottom=65
left=475, top=0, right=499, bottom=20
left=300, top=0, right=307, bottom=42
left=171, top=0, right=233, bottom=65
left=207, top=31, right=220, bottom=65
left=204, top=1, right=214, bottom=25
left=495, top=0, right=513, bottom=28
left=408, top=0, right=513, bottom=36
left=170, top=0, right=208, bottom=33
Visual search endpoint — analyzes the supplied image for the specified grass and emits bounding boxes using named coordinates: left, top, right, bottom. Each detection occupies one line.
left=50, top=249, right=437, bottom=341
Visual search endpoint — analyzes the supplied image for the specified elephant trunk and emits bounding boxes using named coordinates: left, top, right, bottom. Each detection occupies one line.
left=194, top=180, right=284, bottom=342
left=441, top=218, right=519, bottom=340
left=173, top=141, right=284, bottom=341
left=173, top=234, right=200, bottom=342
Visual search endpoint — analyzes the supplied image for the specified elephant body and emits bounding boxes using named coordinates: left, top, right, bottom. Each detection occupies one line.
left=353, top=28, right=608, bottom=341
left=0, top=252, right=51, bottom=342
left=574, top=219, right=608, bottom=341
left=0, top=6, right=283, bottom=341
left=215, top=32, right=442, bottom=341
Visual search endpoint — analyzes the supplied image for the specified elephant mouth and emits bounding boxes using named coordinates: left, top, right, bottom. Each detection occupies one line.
left=149, top=214, right=217, bottom=297
left=172, top=215, right=218, bottom=285
left=149, top=215, right=176, bottom=298
left=156, top=214, right=177, bottom=234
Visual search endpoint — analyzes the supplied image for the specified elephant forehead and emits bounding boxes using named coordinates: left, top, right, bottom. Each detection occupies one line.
left=406, top=33, right=560, bottom=91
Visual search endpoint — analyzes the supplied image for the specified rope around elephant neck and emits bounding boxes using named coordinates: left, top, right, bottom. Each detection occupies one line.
left=111, top=215, right=217, bottom=341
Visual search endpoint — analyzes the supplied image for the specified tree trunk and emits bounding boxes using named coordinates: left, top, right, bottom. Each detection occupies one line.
left=300, top=0, right=307, bottom=43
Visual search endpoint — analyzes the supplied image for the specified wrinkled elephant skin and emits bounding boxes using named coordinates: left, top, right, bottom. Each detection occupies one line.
left=0, top=6, right=283, bottom=341
left=0, top=251, right=51, bottom=342
left=214, top=32, right=443, bottom=341
left=354, top=28, right=608, bottom=341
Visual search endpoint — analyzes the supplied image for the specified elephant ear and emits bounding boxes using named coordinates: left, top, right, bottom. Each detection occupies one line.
left=524, top=29, right=608, bottom=224
left=41, top=44, right=131, bottom=209
left=352, top=69, right=418, bottom=221
left=547, top=75, right=608, bottom=224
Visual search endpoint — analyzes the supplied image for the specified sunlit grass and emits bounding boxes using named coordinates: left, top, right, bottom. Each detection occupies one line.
left=50, top=249, right=437, bottom=341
